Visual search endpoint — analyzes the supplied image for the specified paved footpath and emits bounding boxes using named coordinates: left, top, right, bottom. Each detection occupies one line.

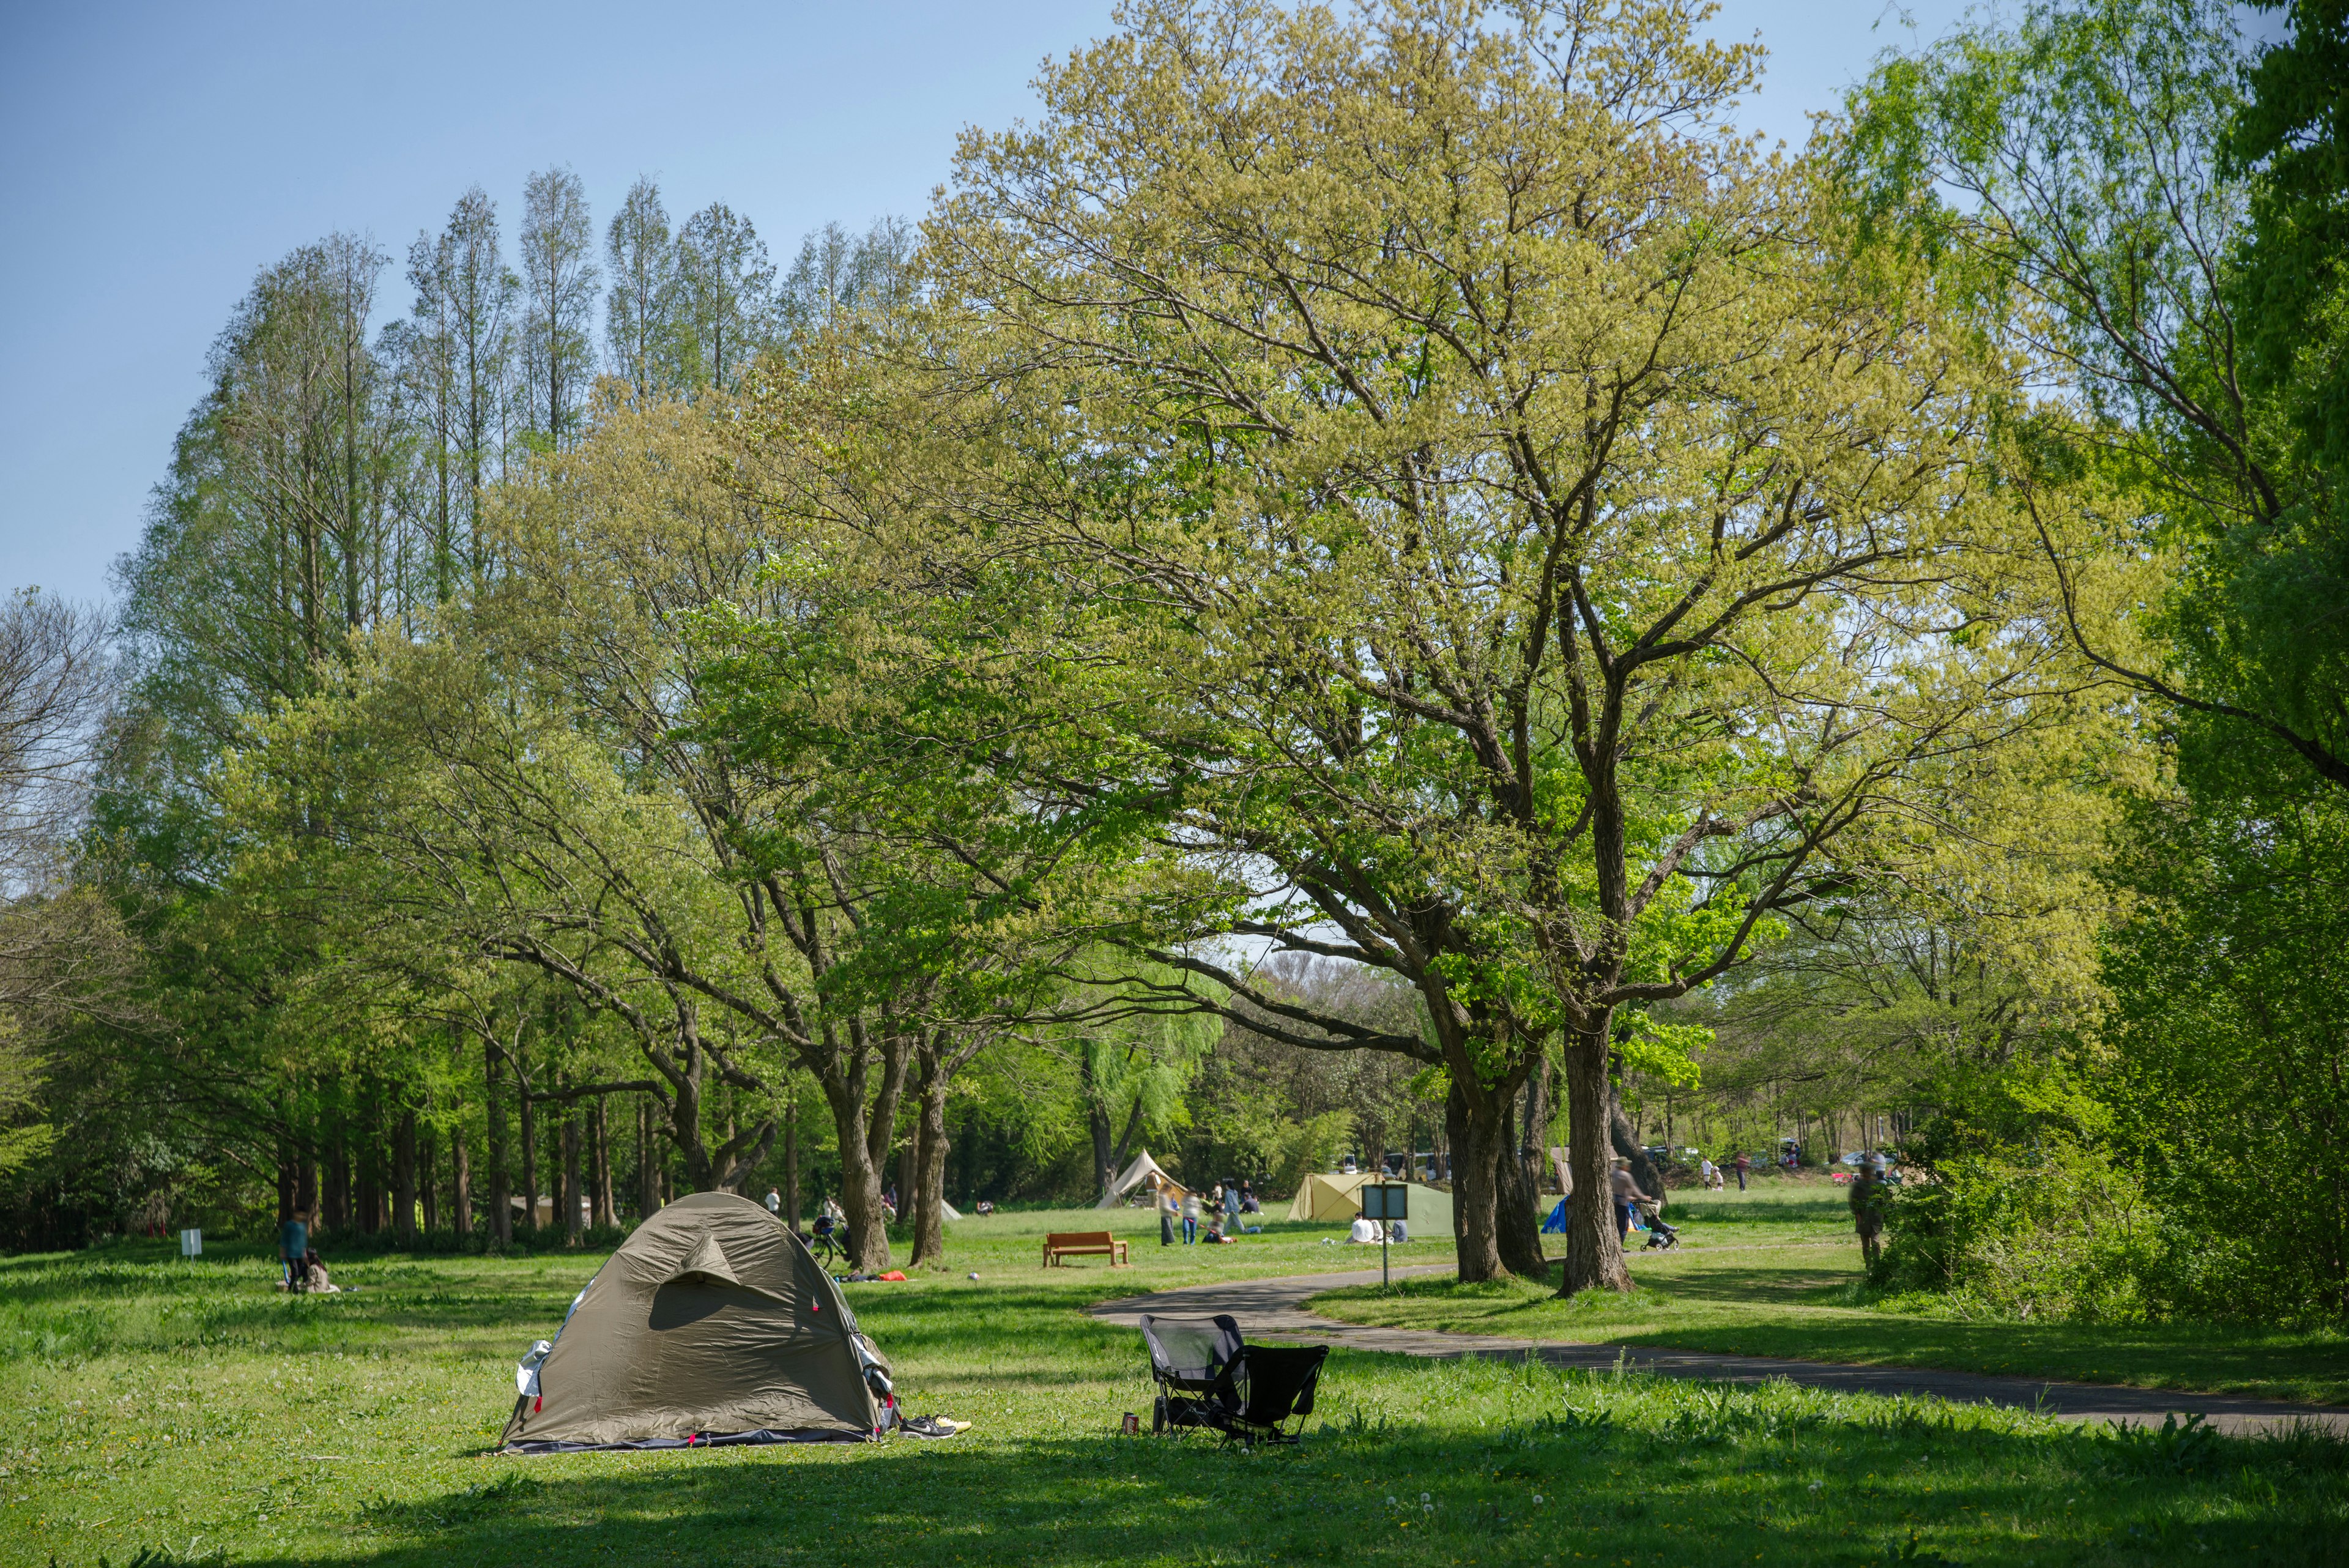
left=1091, top=1266, right=2349, bottom=1436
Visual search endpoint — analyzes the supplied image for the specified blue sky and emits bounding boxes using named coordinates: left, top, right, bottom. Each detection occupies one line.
left=0, top=1, right=1971, bottom=606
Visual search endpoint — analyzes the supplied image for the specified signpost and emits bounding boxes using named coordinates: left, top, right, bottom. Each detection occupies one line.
left=179, top=1227, right=202, bottom=1258
left=1360, top=1183, right=1406, bottom=1288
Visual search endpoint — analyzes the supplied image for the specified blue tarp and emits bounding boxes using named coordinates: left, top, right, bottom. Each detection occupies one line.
left=1541, top=1198, right=1569, bottom=1234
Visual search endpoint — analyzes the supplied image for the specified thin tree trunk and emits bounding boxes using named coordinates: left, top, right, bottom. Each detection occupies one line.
left=518, top=1060, right=538, bottom=1235
left=420, top=1122, right=439, bottom=1235
left=486, top=1041, right=511, bottom=1245
left=1557, top=1024, right=1635, bottom=1296
left=562, top=1114, right=584, bottom=1244
left=452, top=1122, right=473, bottom=1238
left=592, top=1097, right=615, bottom=1227
left=393, top=1110, right=417, bottom=1245
left=637, top=1098, right=661, bottom=1221
left=783, top=1090, right=800, bottom=1231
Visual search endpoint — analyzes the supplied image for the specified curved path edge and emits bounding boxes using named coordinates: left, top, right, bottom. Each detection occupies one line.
left=1088, top=1267, right=2349, bottom=1436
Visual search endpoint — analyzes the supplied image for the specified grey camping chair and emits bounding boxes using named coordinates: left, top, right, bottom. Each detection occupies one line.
left=1137, top=1313, right=1327, bottom=1444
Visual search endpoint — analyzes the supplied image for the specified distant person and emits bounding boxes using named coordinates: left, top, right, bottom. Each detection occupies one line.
left=1348, top=1213, right=1379, bottom=1244
left=1386, top=1219, right=1408, bottom=1244
left=302, top=1249, right=341, bottom=1295
left=1698, top=1156, right=1720, bottom=1191
left=1609, top=1160, right=1651, bottom=1244
left=1181, top=1191, right=1202, bottom=1244
left=1733, top=1151, right=1751, bottom=1192
left=1240, top=1184, right=1260, bottom=1215
left=278, top=1207, right=310, bottom=1293
left=1850, top=1162, right=1889, bottom=1268
left=1201, top=1218, right=1233, bottom=1244
left=1223, top=1182, right=1241, bottom=1221
left=764, top=1187, right=782, bottom=1217
left=1159, top=1187, right=1177, bottom=1247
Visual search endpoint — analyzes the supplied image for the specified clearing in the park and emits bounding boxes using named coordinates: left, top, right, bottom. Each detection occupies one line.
left=2, top=1189, right=2343, bottom=1567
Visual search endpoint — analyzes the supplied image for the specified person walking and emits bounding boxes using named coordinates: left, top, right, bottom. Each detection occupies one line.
left=278, top=1206, right=310, bottom=1293
left=1608, top=1160, right=1650, bottom=1245
left=1733, top=1151, right=1751, bottom=1192
left=1849, top=1161, right=1889, bottom=1269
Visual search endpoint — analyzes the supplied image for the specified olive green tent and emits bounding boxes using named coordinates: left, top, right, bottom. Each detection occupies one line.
left=500, top=1191, right=892, bottom=1452
left=1286, top=1171, right=1455, bottom=1235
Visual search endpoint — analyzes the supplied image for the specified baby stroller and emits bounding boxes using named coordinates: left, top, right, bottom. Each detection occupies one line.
left=1638, top=1200, right=1680, bottom=1251
left=1138, top=1313, right=1327, bottom=1444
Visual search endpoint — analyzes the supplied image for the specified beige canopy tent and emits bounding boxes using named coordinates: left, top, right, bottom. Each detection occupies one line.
left=1095, top=1150, right=1190, bottom=1209
left=1287, top=1171, right=1455, bottom=1235
left=499, top=1191, right=892, bottom=1451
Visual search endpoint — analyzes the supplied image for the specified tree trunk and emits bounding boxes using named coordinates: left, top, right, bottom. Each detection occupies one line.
left=562, top=1113, right=584, bottom=1244
left=1557, top=1023, right=1635, bottom=1296
left=910, top=1077, right=951, bottom=1269
left=518, top=1066, right=538, bottom=1235
left=485, top=1039, right=510, bottom=1244
left=783, top=1091, right=800, bottom=1231
left=451, top=1123, right=473, bottom=1238
left=276, top=1145, right=296, bottom=1224
left=420, top=1123, right=439, bottom=1234
left=394, top=1109, right=418, bottom=1245
left=637, top=1098, right=661, bottom=1221
left=824, top=1091, right=892, bottom=1271
left=592, top=1097, right=615, bottom=1227
left=1445, top=1078, right=1507, bottom=1283
left=1496, top=1082, right=1549, bottom=1280
left=1082, top=1046, right=1115, bottom=1198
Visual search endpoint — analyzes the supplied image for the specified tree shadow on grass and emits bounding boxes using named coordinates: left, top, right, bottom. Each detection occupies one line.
left=216, top=1405, right=2349, bottom=1568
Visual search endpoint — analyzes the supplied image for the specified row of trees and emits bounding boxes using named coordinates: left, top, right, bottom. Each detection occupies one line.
left=2, top=0, right=2340, bottom=1319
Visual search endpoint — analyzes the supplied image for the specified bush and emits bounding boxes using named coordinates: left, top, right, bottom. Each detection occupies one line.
left=1873, top=1140, right=2162, bottom=1321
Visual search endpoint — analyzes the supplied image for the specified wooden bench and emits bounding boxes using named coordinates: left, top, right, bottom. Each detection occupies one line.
left=1042, top=1230, right=1129, bottom=1268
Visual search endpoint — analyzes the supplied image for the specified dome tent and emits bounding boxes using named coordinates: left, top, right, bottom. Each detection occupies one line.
left=500, top=1191, right=894, bottom=1452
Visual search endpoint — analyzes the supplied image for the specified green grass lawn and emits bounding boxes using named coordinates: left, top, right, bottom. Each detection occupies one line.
left=1, top=1202, right=2343, bottom=1567
left=1310, top=1183, right=2349, bottom=1407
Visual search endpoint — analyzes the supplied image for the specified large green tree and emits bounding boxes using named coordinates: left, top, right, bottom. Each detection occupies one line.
left=927, top=0, right=2065, bottom=1290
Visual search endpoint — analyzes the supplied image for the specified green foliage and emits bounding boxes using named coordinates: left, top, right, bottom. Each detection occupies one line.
left=2098, top=741, right=2349, bottom=1321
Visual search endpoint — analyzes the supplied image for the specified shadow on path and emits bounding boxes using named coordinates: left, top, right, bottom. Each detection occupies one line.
left=1090, top=1268, right=2349, bottom=1436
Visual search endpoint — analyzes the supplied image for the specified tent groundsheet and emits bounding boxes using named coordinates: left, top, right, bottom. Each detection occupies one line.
left=499, top=1191, right=891, bottom=1452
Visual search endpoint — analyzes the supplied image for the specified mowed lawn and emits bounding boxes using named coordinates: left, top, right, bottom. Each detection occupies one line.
left=1312, top=1183, right=2349, bottom=1408
left=0, top=1203, right=2343, bottom=1567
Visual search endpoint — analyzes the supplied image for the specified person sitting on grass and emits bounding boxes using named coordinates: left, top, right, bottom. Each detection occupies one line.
left=1348, top=1212, right=1379, bottom=1244
left=303, top=1249, right=341, bottom=1294
left=1201, top=1218, right=1234, bottom=1244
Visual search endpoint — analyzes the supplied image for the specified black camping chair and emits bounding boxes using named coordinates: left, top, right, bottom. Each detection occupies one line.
left=1137, top=1313, right=1327, bottom=1444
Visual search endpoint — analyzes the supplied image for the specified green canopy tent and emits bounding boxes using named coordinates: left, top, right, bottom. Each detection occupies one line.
left=500, top=1192, right=894, bottom=1452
